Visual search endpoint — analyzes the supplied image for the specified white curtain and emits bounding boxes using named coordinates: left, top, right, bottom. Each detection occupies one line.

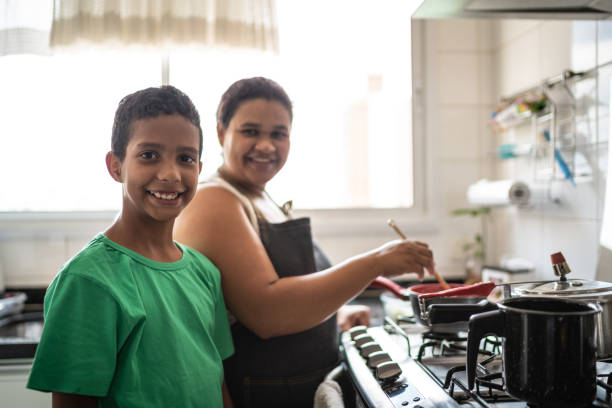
left=0, top=0, right=53, bottom=56
left=50, top=0, right=279, bottom=52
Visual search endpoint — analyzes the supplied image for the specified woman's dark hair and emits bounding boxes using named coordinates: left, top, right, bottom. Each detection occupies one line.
left=111, top=85, right=203, bottom=161
left=216, top=77, right=293, bottom=129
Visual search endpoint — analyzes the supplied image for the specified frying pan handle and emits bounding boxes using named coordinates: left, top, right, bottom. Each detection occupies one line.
left=427, top=299, right=497, bottom=324
left=370, top=277, right=409, bottom=300
left=467, top=309, right=504, bottom=390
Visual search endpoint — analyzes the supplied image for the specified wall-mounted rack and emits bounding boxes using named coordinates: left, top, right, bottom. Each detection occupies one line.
left=490, top=68, right=598, bottom=191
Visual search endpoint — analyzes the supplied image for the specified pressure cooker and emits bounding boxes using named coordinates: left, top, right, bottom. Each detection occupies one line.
left=507, top=252, right=612, bottom=359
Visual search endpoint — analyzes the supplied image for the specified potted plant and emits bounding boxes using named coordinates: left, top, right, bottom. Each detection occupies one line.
left=451, top=207, right=491, bottom=283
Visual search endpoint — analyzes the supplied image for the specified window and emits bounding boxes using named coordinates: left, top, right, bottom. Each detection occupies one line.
left=0, top=0, right=420, bottom=212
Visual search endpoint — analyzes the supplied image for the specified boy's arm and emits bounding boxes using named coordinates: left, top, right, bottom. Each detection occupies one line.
left=52, top=392, right=98, bottom=408
left=222, top=379, right=234, bottom=408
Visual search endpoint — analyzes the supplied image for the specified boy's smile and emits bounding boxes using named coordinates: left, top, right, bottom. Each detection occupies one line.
left=108, top=114, right=202, bottom=224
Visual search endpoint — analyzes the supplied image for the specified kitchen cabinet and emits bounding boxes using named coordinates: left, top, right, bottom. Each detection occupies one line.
left=0, top=359, right=49, bottom=407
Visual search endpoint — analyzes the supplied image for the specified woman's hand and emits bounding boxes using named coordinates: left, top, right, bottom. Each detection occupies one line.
left=373, top=239, right=434, bottom=280
left=337, top=304, right=370, bottom=331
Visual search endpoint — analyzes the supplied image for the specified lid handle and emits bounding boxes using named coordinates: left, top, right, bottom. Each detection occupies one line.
left=551, top=251, right=571, bottom=281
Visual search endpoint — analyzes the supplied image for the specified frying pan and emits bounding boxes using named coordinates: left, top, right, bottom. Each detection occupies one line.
left=370, top=277, right=497, bottom=333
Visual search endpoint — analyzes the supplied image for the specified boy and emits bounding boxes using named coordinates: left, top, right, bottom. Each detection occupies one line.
left=27, top=86, right=234, bottom=407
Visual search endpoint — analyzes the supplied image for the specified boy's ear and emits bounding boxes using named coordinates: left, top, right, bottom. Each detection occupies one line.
left=105, top=151, right=123, bottom=182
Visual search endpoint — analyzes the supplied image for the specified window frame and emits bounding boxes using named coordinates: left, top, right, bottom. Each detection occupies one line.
left=0, top=21, right=436, bottom=239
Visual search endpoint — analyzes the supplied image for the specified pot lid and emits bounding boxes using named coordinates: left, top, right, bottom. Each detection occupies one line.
left=518, top=279, right=612, bottom=296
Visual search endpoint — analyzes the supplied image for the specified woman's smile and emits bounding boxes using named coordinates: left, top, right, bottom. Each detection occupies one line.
left=245, top=154, right=279, bottom=171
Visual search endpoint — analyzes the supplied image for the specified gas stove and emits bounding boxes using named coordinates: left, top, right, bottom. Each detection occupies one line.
left=340, top=317, right=612, bottom=408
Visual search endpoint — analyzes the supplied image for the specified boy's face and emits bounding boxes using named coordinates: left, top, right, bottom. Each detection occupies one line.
left=106, top=114, right=202, bottom=224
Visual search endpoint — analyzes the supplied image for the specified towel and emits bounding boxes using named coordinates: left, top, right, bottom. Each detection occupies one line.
left=313, top=365, right=345, bottom=408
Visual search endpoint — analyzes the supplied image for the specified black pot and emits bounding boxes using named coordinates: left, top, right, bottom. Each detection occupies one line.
left=467, top=297, right=601, bottom=408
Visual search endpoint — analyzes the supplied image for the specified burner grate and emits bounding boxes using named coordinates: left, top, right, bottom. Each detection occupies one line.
left=374, top=317, right=612, bottom=408
left=597, top=371, right=612, bottom=404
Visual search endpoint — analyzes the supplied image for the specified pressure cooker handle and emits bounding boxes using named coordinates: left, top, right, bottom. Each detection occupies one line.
left=467, top=309, right=505, bottom=390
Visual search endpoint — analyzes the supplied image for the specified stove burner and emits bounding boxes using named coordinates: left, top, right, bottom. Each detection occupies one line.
left=416, top=331, right=473, bottom=361
left=344, top=318, right=612, bottom=408
left=598, top=371, right=612, bottom=403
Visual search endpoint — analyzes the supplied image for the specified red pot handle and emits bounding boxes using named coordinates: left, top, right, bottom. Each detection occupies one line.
left=370, top=276, right=410, bottom=300
left=418, top=281, right=496, bottom=299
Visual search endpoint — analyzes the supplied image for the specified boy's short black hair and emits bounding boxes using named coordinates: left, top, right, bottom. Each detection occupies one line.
left=216, top=77, right=293, bottom=129
left=111, top=85, right=203, bottom=161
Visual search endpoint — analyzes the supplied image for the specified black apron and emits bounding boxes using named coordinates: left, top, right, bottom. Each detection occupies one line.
left=224, top=217, right=339, bottom=408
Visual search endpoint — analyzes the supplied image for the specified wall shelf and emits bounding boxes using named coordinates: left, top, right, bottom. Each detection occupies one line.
left=490, top=69, right=599, bottom=190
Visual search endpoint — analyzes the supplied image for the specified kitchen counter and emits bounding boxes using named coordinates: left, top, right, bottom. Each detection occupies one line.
left=1, top=290, right=44, bottom=360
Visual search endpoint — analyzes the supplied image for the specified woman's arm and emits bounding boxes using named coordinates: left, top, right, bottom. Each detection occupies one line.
left=52, top=392, right=98, bottom=408
left=174, top=186, right=434, bottom=339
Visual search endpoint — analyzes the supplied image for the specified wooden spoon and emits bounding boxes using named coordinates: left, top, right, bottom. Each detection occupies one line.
left=386, top=219, right=451, bottom=290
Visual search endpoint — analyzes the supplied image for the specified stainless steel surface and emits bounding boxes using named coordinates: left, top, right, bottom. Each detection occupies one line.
left=412, top=0, right=612, bottom=20
left=517, top=279, right=612, bottom=295
left=0, top=293, right=26, bottom=319
left=412, top=290, right=486, bottom=333
left=0, top=307, right=43, bottom=359
left=552, top=261, right=571, bottom=279
left=342, top=325, right=462, bottom=407
left=344, top=294, right=612, bottom=407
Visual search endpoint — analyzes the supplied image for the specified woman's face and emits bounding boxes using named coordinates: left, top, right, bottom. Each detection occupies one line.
left=218, top=98, right=291, bottom=191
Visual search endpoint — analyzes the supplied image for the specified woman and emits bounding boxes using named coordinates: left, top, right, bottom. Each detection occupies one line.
left=174, top=77, right=435, bottom=408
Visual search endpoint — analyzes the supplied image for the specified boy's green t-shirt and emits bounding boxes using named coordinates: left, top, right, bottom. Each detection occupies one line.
left=27, top=233, right=234, bottom=407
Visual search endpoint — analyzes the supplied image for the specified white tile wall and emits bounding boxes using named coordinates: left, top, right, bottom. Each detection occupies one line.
left=539, top=21, right=573, bottom=79
left=434, top=19, right=480, bottom=52
left=424, top=19, right=496, bottom=271
left=437, top=107, right=482, bottom=160
left=424, top=17, right=611, bottom=282
left=486, top=19, right=609, bottom=280
left=436, top=53, right=481, bottom=105
left=496, top=20, right=540, bottom=48
left=497, top=33, right=540, bottom=96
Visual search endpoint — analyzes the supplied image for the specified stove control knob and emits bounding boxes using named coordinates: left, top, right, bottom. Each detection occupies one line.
left=376, top=361, right=402, bottom=383
left=359, top=342, right=383, bottom=358
left=367, top=350, right=391, bottom=369
left=348, top=325, right=368, bottom=340
left=353, top=334, right=375, bottom=349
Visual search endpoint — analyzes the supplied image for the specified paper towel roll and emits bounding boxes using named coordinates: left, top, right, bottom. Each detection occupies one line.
left=466, top=179, right=552, bottom=206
